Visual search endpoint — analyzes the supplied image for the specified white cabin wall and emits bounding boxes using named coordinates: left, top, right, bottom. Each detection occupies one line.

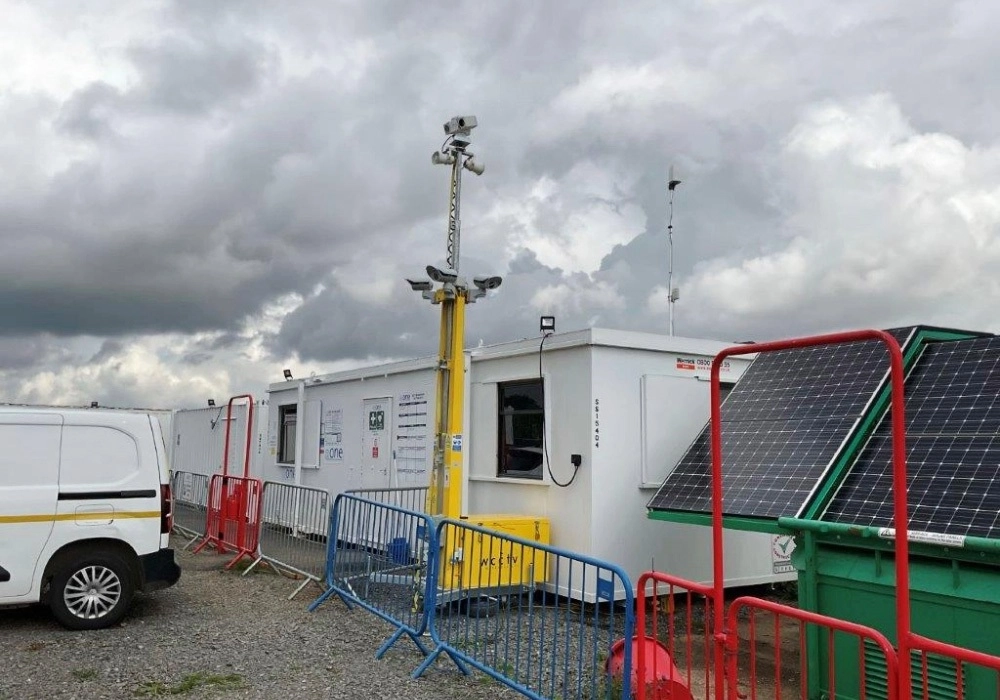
left=589, top=346, right=794, bottom=592
left=262, top=369, right=437, bottom=496
left=170, top=402, right=262, bottom=479
left=466, top=346, right=593, bottom=554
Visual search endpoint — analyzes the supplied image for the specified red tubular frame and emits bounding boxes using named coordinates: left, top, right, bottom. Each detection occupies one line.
left=725, top=596, right=899, bottom=700
left=636, top=571, right=714, bottom=700
left=221, top=394, right=255, bottom=478
left=709, top=330, right=909, bottom=700
left=192, top=473, right=263, bottom=569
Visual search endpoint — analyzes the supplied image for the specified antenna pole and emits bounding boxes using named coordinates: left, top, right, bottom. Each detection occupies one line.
left=667, top=167, right=681, bottom=337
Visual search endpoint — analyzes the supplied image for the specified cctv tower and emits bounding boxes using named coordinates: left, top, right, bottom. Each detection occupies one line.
left=406, top=116, right=500, bottom=519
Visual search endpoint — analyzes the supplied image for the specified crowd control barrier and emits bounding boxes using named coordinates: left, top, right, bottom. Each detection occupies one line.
left=907, top=635, right=1000, bottom=700
left=345, top=486, right=429, bottom=515
left=192, top=473, right=263, bottom=569
left=415, top=518, right=635, bottom=700
left=725, top=596, right=898, bottom=700
left=308, top=494, right=441, bottom=663
left=243, top=481, right=330, bottom=599
left=170, top=470, right=210, bottom=549
left=635, top=571, right=714, bottom=700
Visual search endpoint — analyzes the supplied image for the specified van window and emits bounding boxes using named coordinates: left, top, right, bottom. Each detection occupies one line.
left=0, top=424, right=61, bottom=487
left=59, top=426, right=140, bottom=489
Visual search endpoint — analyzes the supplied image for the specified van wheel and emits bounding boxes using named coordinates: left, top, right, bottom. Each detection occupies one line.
left=49, top=551, right=135, bottom=630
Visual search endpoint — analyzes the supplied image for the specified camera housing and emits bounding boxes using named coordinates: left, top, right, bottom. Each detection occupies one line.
left=443, top=115, right=477, bottom=136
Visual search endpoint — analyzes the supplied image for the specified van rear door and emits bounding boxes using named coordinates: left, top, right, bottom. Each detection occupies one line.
left=0, top=413, right=63, bottom=598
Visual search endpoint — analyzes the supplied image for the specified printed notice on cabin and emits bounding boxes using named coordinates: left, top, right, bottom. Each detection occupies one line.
left=396, top=390, right=429, bottom=485
left=675, top=357, right=734, bottom=374
left=320, top=407, right=344, bottom=465
left=771, top=535, right=796, bottom=574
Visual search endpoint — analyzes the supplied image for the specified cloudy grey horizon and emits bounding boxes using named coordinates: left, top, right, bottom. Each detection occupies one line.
left=2, top=0, right=998, bottom=409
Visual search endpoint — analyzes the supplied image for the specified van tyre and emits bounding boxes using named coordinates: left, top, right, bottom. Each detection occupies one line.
left=49, top=551, right=135, bottom=630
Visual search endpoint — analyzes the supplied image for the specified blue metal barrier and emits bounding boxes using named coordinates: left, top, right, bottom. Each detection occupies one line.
left=307, top=494, right=443, bottom=662
left=416, top=518, right=635, bottom=700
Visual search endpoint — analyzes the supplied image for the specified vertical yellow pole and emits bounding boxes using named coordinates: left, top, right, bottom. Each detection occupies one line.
left=444, top=293, right=466, bottom=519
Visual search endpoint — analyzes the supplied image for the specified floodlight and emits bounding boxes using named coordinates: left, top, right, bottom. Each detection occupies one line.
left=463, top=157, right=485, bottom=176
left=432, top=151, right=456, bottom=166
left=540, top=316, right=556, bottom=334
left=406, top=278, right=433, bottom=292
left=670, top=287, right=680, bottom=302
left=426, top=265, right=458, bottom=283
left=283, top=368, right=293, bottom=380
left=473, top=275, right=502, bottom=291
left=207, top=399, right=216, bottom=407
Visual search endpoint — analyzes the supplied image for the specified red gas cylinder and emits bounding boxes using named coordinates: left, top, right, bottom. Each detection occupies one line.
left=605, top=636, right=693, bottom=700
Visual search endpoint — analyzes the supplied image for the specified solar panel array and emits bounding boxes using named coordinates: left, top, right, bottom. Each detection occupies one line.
left=648, top=328, right=915, bottom=519
left=825, top=337, right=1000, bottom=539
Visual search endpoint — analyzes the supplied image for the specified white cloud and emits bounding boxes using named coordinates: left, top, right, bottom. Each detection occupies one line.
left=530, top=279, right=625, bottom=316
left=485, top=161, right=646, bottom=274
left=685, top=94, right=1000, bottom=332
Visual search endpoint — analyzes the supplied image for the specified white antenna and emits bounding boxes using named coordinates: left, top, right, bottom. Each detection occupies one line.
left=667, top=165, right=682, bottom=336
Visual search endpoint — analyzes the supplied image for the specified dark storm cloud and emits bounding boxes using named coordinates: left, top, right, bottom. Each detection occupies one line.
left=4, top=0, right=1000, bottom=409
left=0, top=337, right=72, bottom=371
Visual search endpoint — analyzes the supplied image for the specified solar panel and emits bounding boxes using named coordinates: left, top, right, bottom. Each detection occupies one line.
left=824, top=337, right=1000, bottom=539
left=648, top=327, right=915, bottom=519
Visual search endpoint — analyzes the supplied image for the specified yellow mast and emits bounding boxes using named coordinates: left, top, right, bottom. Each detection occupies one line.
left=411, top=115, right=493, bottom=520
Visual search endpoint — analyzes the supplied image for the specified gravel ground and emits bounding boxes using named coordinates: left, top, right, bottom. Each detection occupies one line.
left=0, top=535, right=519, bottom=700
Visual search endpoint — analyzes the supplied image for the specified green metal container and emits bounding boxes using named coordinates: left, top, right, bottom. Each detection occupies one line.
left=782, top=521, right=1000, bottom=700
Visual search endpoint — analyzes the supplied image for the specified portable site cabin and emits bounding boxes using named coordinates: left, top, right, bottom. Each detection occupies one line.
left=647, top=325, right=1000, bottom=698
left=169, top=327, right=799, bottom=601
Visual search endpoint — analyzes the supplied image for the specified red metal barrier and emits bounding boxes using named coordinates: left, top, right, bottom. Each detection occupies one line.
left=908, top=634, right=1000, bottom=700
left=192, top=474, right=263, bottom=569
left=707, top=330, right=907, bottom=700
left=725, top=596, right=898, bottom=700
left=637, top=328, right=1000, bottom=698
left=221, top=393, right=254, bottom=478
left=635, top=571, right=712, bottom=700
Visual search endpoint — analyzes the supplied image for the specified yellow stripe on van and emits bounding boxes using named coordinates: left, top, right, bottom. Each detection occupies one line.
left=0, top=511, right=160, bottom=524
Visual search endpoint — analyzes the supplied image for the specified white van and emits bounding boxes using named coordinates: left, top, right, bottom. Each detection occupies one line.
left=0, top=407, right=180, bottom=630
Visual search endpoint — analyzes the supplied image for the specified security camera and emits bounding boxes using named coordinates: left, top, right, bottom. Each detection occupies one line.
left=426, top=265, right=458, bottom=283
left=406, top=278, right=433, bottom=292
left=443, top=115, right=477, bottom=136
left=473, top=275, right=502, bottom=291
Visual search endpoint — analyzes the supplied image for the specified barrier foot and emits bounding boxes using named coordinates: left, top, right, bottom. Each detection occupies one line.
left=307, top=585, right=352, bottom=613
left=180, top=533, right=201, bottom=551
left=412, top=646, right=470, bottom=678
left=190, top=537, right=212, bottom=555
left=288, top=577, right=317, bottom=601
left=224, top=550, right=252, bottom=570
left=242, top=556, right=265, bottom=577
left=375, top=627, right=427, bottom=659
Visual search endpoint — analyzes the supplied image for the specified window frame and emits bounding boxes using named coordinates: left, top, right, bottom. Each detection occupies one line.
left=277, top=404, right=297, bottom=465
left=496, top=378, right=546, bottom=481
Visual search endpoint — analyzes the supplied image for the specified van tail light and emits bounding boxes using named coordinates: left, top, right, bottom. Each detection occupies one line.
left=161, top=483, right=173, bottom=534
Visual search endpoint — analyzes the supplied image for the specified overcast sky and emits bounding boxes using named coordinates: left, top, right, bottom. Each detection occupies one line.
left=2, top=0, right=999, bottom=409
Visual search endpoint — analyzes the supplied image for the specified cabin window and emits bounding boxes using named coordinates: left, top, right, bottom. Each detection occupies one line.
left=278, top=404, right=297, bottom=464
left=497, top=379, right=545, bottom=480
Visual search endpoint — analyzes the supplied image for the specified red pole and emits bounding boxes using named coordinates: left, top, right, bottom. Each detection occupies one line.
left=221, top=394, right=254, bottom=477
left=243, top=398, right=254, bottom=479
left=709, top=330, right=907, bottom=700
left=886, top=343, right=913, bottom=700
